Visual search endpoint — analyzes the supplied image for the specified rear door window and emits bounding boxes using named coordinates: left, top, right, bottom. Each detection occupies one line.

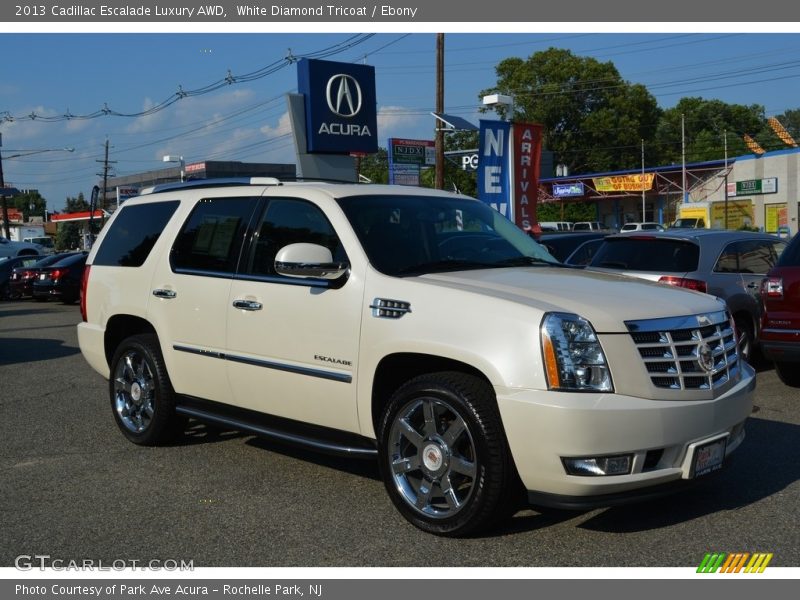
left=715, top=240, right=786, bottom=274
left=93, top=201, right=179, bottom=267
left=171, top=197, right=259, bottom=276
left=590, top=238, right=699, bottom=272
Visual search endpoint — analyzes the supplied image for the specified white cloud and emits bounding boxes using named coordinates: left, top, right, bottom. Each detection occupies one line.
left=377, top=106, right=432, bottom=144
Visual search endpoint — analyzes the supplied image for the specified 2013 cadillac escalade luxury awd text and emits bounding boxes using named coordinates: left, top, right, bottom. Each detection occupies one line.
left=77, top=179, right=755, bottom=536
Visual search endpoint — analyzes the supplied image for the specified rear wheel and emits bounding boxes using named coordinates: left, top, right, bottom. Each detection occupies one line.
left=775, top=362, right=800, bottom=387
left=109, top=334, right=184, bottom=445
left=377, top=372, right=520, bottom=537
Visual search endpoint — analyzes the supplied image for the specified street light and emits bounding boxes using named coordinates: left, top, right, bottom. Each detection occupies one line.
left=163, top=155, right=185, bottom=182
left=0, top=135, right=74, bottom=238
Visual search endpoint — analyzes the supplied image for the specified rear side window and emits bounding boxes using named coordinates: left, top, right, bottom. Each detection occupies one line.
left=590, top=238, right=699, bottom=272
left=715, top=240, right=785, bottom=274
left=93, top=201, right=179, bottom=267
left=171, top=197, right=258, bottom=275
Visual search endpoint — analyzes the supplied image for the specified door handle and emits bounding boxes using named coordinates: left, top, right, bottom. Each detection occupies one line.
left=232, top=299, right=263, bottom=311
left=152, top=289, right=177, bottom=299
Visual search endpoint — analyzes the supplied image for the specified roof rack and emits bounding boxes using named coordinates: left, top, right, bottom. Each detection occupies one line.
left=139, top=177, right=282, bottom=196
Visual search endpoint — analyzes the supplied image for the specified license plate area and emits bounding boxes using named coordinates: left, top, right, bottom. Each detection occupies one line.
left=690, top=436, right=727, bottom=479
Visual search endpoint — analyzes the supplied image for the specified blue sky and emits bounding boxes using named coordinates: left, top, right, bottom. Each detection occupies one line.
left=2, top=32, right=800, bottom=210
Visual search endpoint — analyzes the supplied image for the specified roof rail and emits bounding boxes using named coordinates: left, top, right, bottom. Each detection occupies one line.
left=139, top=177, right=282, bottom=196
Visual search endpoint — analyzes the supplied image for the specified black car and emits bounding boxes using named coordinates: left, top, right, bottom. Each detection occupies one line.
left=535, top=231, right=609, bottom=262
left=31, top=253, right=88, bottom=303
left=8, top=252, right=82, bottom=299
left=0, top=255, right=44, bottom=299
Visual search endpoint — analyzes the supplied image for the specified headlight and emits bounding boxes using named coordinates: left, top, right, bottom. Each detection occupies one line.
left=541, top=312, right=613, bottom=392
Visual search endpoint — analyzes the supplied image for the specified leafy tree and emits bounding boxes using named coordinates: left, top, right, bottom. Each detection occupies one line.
left=358, top=147, right=389, bottom=184
left=537, top=201, right=597, bottom=223
left=55, top=193, right=89, bottom=251
left=654, top=98, right=766, bottom=164
left=480, top=48, right=661, bottom=174
left=12, top=190, right=47, bottom=222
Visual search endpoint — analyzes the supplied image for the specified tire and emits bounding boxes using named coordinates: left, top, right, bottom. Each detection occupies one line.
left=109, top=334, right=184, bottom=445
left=775, top=362, right=800, bottom=387
left=377, top=372, right=520, bottom=537
left=0, top=282, right=9, bottom=301
left=734, top=315, right=755, bottom=364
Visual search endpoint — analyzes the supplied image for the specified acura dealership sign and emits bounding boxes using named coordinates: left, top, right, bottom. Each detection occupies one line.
left=298, top=58, right=378, bottom=154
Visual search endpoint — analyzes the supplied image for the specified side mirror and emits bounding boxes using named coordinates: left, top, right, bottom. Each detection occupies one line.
left=274, top=243, right=349, bottom=281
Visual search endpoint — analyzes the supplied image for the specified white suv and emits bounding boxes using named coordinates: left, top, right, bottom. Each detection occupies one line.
left=77, top=179, right=755, bottom=536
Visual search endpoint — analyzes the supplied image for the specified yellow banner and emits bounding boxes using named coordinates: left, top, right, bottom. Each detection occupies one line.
left=593, top=173, right=654, bottom=192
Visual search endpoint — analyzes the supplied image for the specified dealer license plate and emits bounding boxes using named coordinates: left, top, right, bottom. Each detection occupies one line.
left=39, top=273, right=47, bottom=280
left=692, top=438, right=727, bottom=478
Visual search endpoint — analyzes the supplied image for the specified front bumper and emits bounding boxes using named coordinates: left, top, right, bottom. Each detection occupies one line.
left=496, top=363, right=755, bottom=503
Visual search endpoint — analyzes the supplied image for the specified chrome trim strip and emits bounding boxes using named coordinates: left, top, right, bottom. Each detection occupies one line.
left=762, top=328, right=800, bottom=335
left=625, top=310, right=728, bottom=333
left=175, top=406, right=376, bottom=457
left=172, top=344, right=352, bottom=383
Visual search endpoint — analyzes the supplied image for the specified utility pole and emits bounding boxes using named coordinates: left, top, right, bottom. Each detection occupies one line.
left=724, top=129, right=729, bottom=230
left=92, top=137, right=116, bottom=238
left=641, top=139, right=646, bottom=222
left=0, top=132, right=9, bottom=239
left=681, top=113, right=687, bottom=203
left=435, top=33, right=445, bottom=190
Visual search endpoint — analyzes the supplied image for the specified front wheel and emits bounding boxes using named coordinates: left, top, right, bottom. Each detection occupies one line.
left=109, top=334, right=184, bottom=445
left=377, top=372, right=520, bottom=537
left=734, top=315, right=755, bottom=364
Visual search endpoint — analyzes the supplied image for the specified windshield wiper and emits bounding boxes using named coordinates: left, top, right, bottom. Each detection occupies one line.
left=395, top=260, right=497, bottom=276
left=494, top=256, right=558, bottom=267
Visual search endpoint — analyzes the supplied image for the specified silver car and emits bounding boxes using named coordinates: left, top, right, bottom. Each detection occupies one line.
left=587, top=230, right=787, bottom=362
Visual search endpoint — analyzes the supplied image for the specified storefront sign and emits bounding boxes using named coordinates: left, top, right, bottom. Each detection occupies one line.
left=388, top=138, right=435, bottom=166
left=297, top=58, right=378, bottom=154
left=553, top=182, right=585, bottom=197
left=735, top=178, right=777, bottom=195
left=593, top=174, right=654, bottom=192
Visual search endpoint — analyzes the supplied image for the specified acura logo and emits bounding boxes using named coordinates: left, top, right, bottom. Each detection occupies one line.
left=326, top=74, right=362, bottom=118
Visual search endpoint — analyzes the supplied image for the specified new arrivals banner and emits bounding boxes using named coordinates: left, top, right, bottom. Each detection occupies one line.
left=512, top=122, right=543, bottom=232
left=477, top=120, right=511, bottom=218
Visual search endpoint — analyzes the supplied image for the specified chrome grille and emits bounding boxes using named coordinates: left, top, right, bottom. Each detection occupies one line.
left=626, top=311, right=738, bottom=390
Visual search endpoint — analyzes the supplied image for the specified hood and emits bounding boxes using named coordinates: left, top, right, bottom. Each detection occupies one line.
left=418, top=266, right=726, bottom=333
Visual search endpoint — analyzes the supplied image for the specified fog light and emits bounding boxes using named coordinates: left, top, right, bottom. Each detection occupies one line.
left=563, top=455, right=632, bottom=476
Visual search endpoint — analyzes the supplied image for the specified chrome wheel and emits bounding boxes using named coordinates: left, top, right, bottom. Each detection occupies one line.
left=113, top=349, right=156, bottom=434
left=388, top=396, right=478, bottom=519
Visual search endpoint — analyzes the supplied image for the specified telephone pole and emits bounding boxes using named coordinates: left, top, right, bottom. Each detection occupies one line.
left=92, top=137, right=116, bottom=236
left=435, top=33, right=445, bottom=190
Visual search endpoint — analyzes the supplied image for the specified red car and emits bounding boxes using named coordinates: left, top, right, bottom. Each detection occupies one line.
left=760, top=234, right=800, bottom=386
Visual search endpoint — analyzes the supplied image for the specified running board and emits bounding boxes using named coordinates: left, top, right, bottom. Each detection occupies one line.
left=175, top=403, right=378, bottom=459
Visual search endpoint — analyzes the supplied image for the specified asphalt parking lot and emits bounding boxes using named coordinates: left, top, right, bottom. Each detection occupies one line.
left=1, top=300, right=799, bottom=567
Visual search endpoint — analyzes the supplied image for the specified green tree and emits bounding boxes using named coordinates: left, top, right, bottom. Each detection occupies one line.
left=358, top=147, right=389, bottom=184
left=654, top=98, right=766, bottom=164
left=12, top=190, right=47, bottom=222
left=55, top=193, right=89, bottom=251
left=480, top=48, right=661, bottom=174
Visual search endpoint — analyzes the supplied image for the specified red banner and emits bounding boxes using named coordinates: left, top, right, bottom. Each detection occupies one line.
left=512, top=122, right=543, bottom=232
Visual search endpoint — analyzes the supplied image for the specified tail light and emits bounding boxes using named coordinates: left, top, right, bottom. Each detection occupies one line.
left=658, top=275, right=707, bottom=293
left=51, top=268, right=70, bottom=281
left=22, top=270, right=35, bottom=279
left=762, top=277, right=784, bottom=299
left=80, top=266, right=91, bottom=322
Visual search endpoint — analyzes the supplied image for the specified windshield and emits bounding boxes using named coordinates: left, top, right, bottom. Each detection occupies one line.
left=337, top=194, right=558, bottom=276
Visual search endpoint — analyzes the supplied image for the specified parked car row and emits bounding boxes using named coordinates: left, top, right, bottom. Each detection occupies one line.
left=1, top=251, right=87, bottom=303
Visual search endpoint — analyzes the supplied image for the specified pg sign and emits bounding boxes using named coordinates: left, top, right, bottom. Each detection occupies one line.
left=297, top=58, right=378, bottom=154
